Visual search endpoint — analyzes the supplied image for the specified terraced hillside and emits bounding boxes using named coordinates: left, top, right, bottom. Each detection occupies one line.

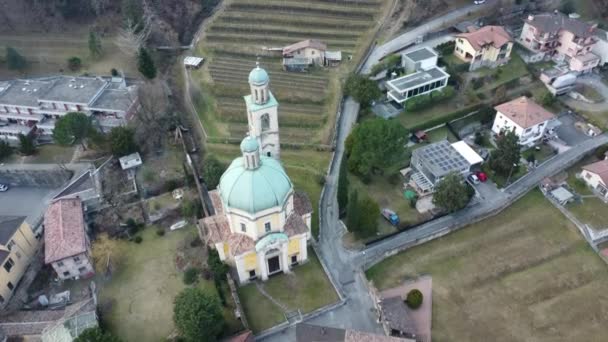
left=192, top=0, right=387, bottom=145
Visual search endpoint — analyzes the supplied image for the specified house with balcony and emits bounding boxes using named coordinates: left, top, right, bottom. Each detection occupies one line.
left=44, top=198, right=94, bottom=280
left=0, top=76, right=139, bottom=144
left=0, top=217, right=39, bottom=309
left=454, top=25, right=513, bottom=71
left=580, top=159, right=608, bottom=199
left=491, top=96, right=556, bottom=147
left=519, top=12, right=600, bottom=73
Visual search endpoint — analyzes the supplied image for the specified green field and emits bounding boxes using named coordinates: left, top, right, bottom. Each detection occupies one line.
left=192, top=0, right=388, bottom=145
left=367, top=190, right=608, bottom=341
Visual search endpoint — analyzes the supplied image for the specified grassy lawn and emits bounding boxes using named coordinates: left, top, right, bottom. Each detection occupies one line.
left=97, top=227, right=241, bottom=341
left=566, top=157, right=596, bottom=196
left=477, top=55, right=529, bottom=92
left=22, top=145, right=75, bottom=164
left=237, top=249, right=338, bottom=333
left=366, top=190, right=608, bottom=341
left=398, top=100, right=480, bottom=130
left=521, top=144, right=557, bottom=164
left=568, top=197, right=608, bottom=230
left=424, top=125, right=458, bottom=143
left=206, top=143, right=330, bottom=238
left=137, top=144, right=185, bottom=188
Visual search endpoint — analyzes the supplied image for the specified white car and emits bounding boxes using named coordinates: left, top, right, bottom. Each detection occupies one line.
left=474, top=0, right=486, bottom=4
left=468, top=174, right=480, bottom=185
left=0, top=184, right=8, bottom=192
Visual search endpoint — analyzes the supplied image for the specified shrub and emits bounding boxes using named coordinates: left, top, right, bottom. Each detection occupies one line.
left=474, top=132, right=484, bottom=145
left=134, top=236, right=143, bottom=244
left=111, top=68, right=119, bottom=76
left=471, top=78, right=484, bottom=90
left=67, top=56, right=82, bottom=71
left=526, top=153, right=536, bottom=163
left=595, top=144, right=608, bottom=159
left=405, top=289, right=423, bottom=309
left=183, top=267, right=199, bottom=285
left=387, top=171, right=401, bottom=185
left=0, top=140, right=12, bottom=161
left=436, top=41, right=456, bottom=56
left=156, top=228, right=165, bottom=236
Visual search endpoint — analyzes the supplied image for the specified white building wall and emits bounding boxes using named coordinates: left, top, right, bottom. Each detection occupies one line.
left=593, top=38, right=608, bottom=66
left=51, top=252, right=94, bottom=280
left=491, top=111, right=549, bottom=146
left=581, top=170, right=607, bottom=195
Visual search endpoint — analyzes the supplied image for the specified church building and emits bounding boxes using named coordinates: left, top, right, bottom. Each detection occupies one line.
left=199, top=63, right=312, bottom=284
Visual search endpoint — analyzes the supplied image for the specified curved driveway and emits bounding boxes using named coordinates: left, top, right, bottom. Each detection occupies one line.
left=563, top=75, right=608, bottom=112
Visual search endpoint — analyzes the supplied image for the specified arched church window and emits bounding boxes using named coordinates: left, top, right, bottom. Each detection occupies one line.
left=261, top=113, right=270, bottom=131
left=254, top=89, right=259, bottom=102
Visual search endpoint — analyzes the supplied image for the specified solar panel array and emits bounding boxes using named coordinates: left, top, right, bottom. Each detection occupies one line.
left=417, top=140, right=470, bottom=176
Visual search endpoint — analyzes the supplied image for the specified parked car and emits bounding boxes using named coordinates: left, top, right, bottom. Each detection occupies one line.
left=475, top=171, right=488, bottom=182
left=0, top=184, right=8, bottom=192
left=381, top=208, right=400, bottom=226
left=468, top=174, right=480, bottom=185
left=474, top=0, right=486, bottom=4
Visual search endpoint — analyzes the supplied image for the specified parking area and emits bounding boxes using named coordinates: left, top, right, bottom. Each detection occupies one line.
left=372, top=101, right=401, bottom=118
left=555, top=112, right=592, bottom=147
left=0, top=186, right=58, bottom=223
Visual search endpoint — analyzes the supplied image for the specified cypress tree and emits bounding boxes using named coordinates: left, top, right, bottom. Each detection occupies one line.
left=88, top=30, right=103, bottom=59
left=137, top=47, right=156, bottom=79
left=6, top=47, right=26, bottom=71
left=337, top=155, right=348, bottom=213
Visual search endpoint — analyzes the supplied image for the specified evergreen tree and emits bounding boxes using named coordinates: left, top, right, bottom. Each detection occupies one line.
left=52, top=112, right=93, bottom=149
left=137, top=47, right=156, bottom=79
left=122, top=0, right=144, bottom=30
left=6, top=47, right=26, bottom=71
left=356, top=194, right=379, bottom=238
left=337, top=154, right=349, bottom=213
left=74, top=327, right=123, bottom=342
left=0, top=140, right=12, bottom=161
left=432, top=172, right=470, bottom=213
left=489, top=130, right=521, bottom=176
left=344, top=73, right=382, bottom=107
left=201, top=156, right=226, bottom=190
left=108, top=126, right=138, bottom=157
left=346, top=190, right=359, bottom=233
left=88, top=30, right=103, bottom=59
left=18, top=134, right=36, bottom=156
left=173, top=288, right=224, bottom=342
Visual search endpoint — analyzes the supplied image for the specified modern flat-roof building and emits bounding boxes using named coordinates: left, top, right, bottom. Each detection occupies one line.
left=401, top=47, right=438, bottom=72
left=386, top=66, right=450, bottom=105
left=410, top=140, right=482, bottom=194
left=0, top=76, right=139, bottom=144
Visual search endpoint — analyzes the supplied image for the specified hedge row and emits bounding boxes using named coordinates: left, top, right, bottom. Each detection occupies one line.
left=407, top=103, right=485, bottom=132
left=405, top=86, right=456, bottom=112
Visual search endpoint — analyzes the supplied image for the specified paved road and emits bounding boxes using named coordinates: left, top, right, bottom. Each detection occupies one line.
left=360, top=1, right=494, bottom=74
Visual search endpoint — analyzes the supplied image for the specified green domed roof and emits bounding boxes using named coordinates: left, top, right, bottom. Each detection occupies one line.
left=240, top=136, right=259, bottom=153
left=248, top=66, right=269, bottom=86
left=219, top=156, right=292, bottom=214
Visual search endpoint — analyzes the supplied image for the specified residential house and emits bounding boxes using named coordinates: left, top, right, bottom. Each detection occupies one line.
left=454, top=25, right=513, bottom=71
left=281, top=39, right=341, bottom=69
left=386, top=65, right=450, bottom=105
left=592, top=28, right=608, bottom=66
left=401, top=47, right=438, bottom=72
left=519, top=12, right=600, bottom=73
left=199, top=65, right=312, bottom=285
left=580, top=159, right=608, bottom=198
left=44, top=198, right=94, bottom=280
left=0, top=216, right=39, bottom=308
left=0, top=76, right=139, bottom=145
left=295, top=323, right=413, bottom=342
left=539, top=65, right=578, bottom=95
left=491, top=96, right=556, bottom=146
left=282, top=39, right=327, bottom=66
left=409, top=140, right=483, bottom=195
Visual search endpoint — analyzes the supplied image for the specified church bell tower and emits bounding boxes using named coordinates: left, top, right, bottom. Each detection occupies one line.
left=245, top=62, right=280, bottom=159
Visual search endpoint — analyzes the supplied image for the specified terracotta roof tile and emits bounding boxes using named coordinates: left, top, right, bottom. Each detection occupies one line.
left=526, top=12, right=596, bottom=38
left=209, top=190, right=224, bottom=215
left=284, top=212, right=309, bottom=237
left=494, top=96, right=555, bottom=129
left=227, top=232, right=255, bottom=256
left=283, top=39, right=327, bottom=55
left=223, top=330, right=254, bottom=342
left=583, top=159, right=608, bottom=184
left=455, top=25, right=512, bottom=50
left=294, top=191, right=313, bottom=216
left=201, top=214, right=230, bottom=245
left=44, top=198, right=87, bottom=264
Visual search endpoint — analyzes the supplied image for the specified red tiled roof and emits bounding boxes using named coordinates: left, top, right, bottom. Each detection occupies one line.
left=284, top=212, right=309, bottom=237
left=223, top=330, right=254, bottom=342
left=44, top=198, right=87, bottom=264
left=283, top=39, right=327, bottom=55
left=294, top=191, right=313, bottom=216
left=494, top=96, right=555, bottom=129
left=582, top=159, right=608, bottom=185
left=209, top=190, right=224, bottom=215
left=455, top=25, right=512, bottom=50
left=227, top=232, right=255, bottom=256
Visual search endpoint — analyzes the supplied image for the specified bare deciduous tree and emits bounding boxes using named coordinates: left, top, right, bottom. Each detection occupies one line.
left=90, top=0, right=111, bottom=16
left=131, top=80, right=175, bottom=151
left=114, top=16, right=151, bottom=56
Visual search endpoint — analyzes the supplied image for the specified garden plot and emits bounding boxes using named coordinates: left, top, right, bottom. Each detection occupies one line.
left=193, top=0, right=386, bottom=145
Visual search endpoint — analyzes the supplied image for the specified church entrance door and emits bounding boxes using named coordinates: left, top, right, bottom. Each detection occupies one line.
left=267, top=256, right=281, bottom=275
